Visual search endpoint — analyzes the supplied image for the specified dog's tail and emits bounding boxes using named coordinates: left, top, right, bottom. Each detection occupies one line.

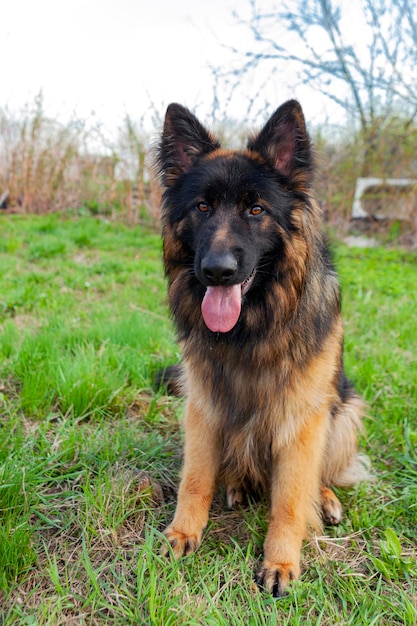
left=154, top=363, right=185, bottom=397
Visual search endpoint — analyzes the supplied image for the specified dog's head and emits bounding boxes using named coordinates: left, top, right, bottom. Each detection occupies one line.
left=156, top=100, right=315, bottom=335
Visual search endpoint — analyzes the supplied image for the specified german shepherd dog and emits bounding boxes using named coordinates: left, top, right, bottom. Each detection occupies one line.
left=155, top=100, right=368, bottom=597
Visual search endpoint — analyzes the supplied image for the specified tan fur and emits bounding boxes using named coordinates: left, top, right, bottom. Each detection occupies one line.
left=157, top=100, right=369, bottom=597
left=324, top=394, right=370, bottom=487
left=162, top=396, right=220, bottom=557
left=163, top=323, right=365, bottom=582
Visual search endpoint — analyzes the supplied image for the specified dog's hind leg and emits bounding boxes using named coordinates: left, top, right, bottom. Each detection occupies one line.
left=226, top=484, right=247, bottom=509
left=320, top=389, right=370, bottom=527
left=320, top=486, right=343, bottom=525
left=322, top=391, right=370, bottom=489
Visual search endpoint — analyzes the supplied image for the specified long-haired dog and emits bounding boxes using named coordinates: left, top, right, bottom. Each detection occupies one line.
left=155, top=100, right=368, bottom=596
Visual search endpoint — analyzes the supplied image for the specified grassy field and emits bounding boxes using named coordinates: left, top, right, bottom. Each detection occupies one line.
left=0, top=213, right=416, bottom=625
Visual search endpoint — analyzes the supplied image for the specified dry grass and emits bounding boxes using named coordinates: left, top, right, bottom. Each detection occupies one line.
left=0, top=95, right=161, bottom=224
left=1, top=96, right=416, bottom=244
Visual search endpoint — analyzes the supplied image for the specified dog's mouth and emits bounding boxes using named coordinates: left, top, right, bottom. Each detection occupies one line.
left=201, top=268, right=256, bottom=333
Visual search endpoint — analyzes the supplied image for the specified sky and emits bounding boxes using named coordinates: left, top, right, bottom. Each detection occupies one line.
left=2, top=0, right=343, bottom=139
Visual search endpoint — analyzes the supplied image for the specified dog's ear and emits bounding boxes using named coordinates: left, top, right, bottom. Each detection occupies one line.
left=157, top=104, right=220, bottom=187
left=247, top=100, right=313, bottom=185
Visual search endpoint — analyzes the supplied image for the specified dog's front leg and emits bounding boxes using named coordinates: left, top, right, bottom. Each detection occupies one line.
left=162, top=396, right=219, bottom=558
left=256, top=410, right=328, bottom=597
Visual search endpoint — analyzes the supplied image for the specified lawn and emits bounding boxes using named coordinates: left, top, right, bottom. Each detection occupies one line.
left=0, top=213, right=416, bottom=625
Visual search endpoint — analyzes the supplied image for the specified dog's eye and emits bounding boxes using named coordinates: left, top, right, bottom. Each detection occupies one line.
left=196, top=202, right=209, bottom=213
left=250, top=205, right=264, bottom=216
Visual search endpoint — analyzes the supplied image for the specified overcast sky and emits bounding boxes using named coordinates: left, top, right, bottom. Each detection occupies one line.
left=2, top=0, right=343, bottom=136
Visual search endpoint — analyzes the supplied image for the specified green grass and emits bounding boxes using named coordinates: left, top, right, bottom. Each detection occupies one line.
left=0, top=214, right=416, bottom=625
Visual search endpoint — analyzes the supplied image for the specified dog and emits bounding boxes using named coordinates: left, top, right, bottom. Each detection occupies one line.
left=155, top=99, right=369, bottom=597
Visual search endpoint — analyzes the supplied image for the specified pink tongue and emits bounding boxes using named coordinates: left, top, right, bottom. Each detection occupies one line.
left=201, top=285, right=242, bottom=333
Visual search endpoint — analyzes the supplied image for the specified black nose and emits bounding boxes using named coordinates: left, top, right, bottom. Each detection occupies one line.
left=201, top=252, right=238, bottom=285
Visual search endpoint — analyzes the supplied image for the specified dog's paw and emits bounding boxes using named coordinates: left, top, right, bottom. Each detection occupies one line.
left=255, top=560, right=299, bottom=598
left=321, top=486, right=343, bottom=526
left=226, top=485, right=247, bottom=509
left=161, top=527, right=201, bottom=558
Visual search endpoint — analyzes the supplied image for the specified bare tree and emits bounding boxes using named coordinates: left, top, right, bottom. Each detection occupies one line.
left=216, top=0, right=417, bottom=158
